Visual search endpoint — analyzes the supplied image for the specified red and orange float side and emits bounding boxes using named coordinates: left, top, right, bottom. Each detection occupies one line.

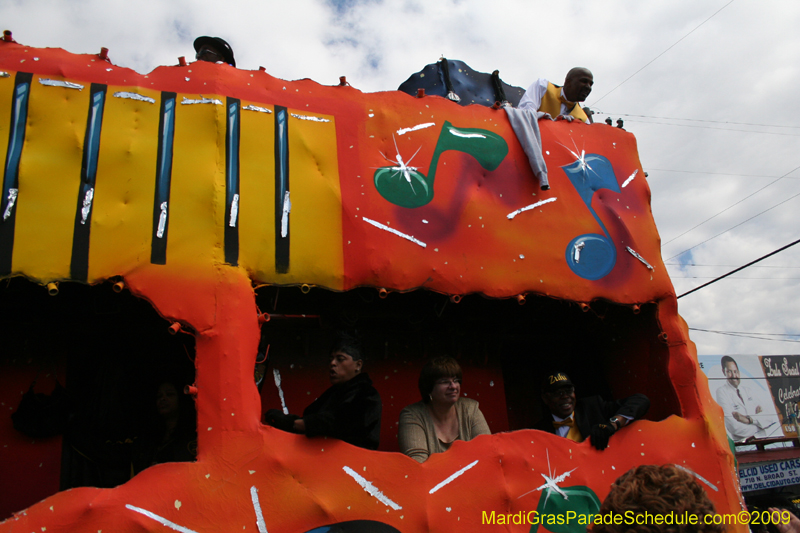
left=0, top=38, right=743, bottom=532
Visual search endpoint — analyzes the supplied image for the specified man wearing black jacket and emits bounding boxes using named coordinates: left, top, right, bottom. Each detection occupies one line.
left=264, top=336, right=382, bottom=450
left=533, top=371, right=649, bottom=450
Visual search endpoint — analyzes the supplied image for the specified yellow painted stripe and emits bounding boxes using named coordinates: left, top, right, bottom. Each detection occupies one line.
left=281, top=112, right=343, bottom=289
left=169, top=97, right=226, bottom=269
left=87, top=87, right=161, bottom=281
left=238, top=102, right=276, bottom=279
left=13, top=77, right=88, bottom=280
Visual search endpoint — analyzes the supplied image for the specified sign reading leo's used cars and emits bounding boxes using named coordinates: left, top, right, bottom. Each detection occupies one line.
left=739, top=459, right=800, bottom=492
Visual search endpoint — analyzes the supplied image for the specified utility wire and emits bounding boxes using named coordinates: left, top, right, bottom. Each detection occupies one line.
left=649, top=169, right=800, bottom=180
left=666, top=189, right=800, bottom=262
left=623, top=120, right=800, bottom=137
left=677, top=237, right=800, bottom=298
left=691, top=328, right=800, bottom=337
left=662, top=164, right=800, bottom=246
left=673, top=276, right=800, bottom=279
left=595, top=113, right=800, bottom=130
left=666, top=263, right=800, bottom=268
left=689, top=329, right=800, bottom=343
left=590, top=0, right=735, bottom=106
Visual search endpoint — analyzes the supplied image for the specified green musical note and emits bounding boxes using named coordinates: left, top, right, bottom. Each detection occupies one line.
left=374, top=121, right=508, bottom=208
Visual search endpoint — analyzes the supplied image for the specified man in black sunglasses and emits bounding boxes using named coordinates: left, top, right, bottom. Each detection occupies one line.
left=193, top=36, right=236, bottom=67
left=533, top=371, right=649, bottom=450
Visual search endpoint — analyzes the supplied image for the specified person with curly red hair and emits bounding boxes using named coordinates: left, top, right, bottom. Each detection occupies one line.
left=593, top=464, right=725, bottom=533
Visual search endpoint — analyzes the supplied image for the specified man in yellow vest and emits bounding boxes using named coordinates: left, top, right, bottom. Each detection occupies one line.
left=533, top=371, right=649, bottom=450
left=518, top=68, right=594, bottom=123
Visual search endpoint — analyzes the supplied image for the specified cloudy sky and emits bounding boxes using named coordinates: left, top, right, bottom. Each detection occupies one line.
left=2, top=0, right=799, bottom=358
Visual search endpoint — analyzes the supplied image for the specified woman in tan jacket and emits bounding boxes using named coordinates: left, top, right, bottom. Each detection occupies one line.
left=398, top=356, right=490, bottom=462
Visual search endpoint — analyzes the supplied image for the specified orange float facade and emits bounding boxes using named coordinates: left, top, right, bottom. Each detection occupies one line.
left=0, top=39, right=744, bottom=532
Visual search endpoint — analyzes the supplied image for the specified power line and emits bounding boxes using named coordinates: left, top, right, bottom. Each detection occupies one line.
left=689, top=329, right=800, bottom=343
left=666, top=263, right=800, bottom=268
left=590, top=0, right=736, bottom=106
left=666, top=188, right=800, bottom=262
left=595, top=113, right=800, bottom=130
left=673, top=276, right=800, bottom=279
left=623, top=120, right=800, bottom=137
left=691, top=328, right=800, bottom=337
left=677, top=237, right=800, bottom=298
left=662, top=164, right=800, bottom=247
left=649, top=169, right=800, bottom=180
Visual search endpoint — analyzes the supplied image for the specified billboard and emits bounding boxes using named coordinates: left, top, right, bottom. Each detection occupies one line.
left=699, top=355, right=800, bottom=442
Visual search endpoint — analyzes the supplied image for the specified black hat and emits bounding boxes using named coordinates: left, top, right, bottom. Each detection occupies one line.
left=542, top=371, right=574, bottom=393
left=193, top=36, right=236, bottom=67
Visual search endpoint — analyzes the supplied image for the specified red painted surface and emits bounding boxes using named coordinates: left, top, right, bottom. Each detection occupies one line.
left=0, top=40, right=744, bottom=533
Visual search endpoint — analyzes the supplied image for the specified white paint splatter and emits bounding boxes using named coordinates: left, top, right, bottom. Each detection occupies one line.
left=80, top=188, right=94, bottom=224
left=362, top=217, right=426, bottom=248
left=273, top=369, right=288, bottom=415
left=290, top=113, right=329, bottom=122
left=573, top=241, right=585, bottom=263
left=181, top=96, right=222, bottom=106
left=429, top=460, right=479, bottom=494
left=280, top=191, right=291, bottom=238
left=174, top=500, right=181, bottom=510
left=39, top=78, right=84, bottom=90
left=113, top=91, right=156, bottom=104
left=125, top=504, right=198, bottom=533
left=343, top=466, right=402, bottom=510
left=243, top=105, right=272, bottom=113
left=449, top=129, right=485, bottom=139
left=674, top=464, right=718, bottom=491
left=156, top=202, right=168, bottom=238
left=621, top=169, right=638, bottom=188
left=3, top=188, right=18, bottom=221
left=229, top=194, right=239, bottom=228
left=396, top=122, right=435, bottom=136
left=250, top=486, right=269, bottom=533
left=626, top=246, right=654, bottom=270
left=507, top=197, right=558, bottom=220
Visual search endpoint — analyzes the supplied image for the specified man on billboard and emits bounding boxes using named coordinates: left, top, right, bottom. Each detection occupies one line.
left=716, top=356, right=767, bottom=441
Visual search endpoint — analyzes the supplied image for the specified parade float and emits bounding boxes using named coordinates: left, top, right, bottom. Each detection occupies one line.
left=0, top=33, right=745, bottom=532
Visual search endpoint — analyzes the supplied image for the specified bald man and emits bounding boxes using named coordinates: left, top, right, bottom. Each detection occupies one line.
left=518, top=67, right=594, bottom=123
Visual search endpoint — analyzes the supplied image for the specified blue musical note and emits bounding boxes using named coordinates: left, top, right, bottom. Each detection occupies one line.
left=561, top=154, right=620, bottom=280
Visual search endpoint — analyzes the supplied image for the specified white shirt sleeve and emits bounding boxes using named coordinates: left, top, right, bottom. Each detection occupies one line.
left=518, top=78, right=549, bottom=111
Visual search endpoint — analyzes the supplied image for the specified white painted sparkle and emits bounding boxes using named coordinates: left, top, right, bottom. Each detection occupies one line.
left=362, top=217, right=426, bottom=248
left=507, top=197, right=558, bottom=220
left=181, top=96, right=222, bottom=105
left=621, top=169, right=639, bottom=188
left=343, top=466, right=402, bottom=510
left=674, top=464, right=718, bottom=491
left=396, top=122, right=435, bottom=136
left=429, top=460, right=479, bottom=494
left=626, top=246, right=654, bottom=270
left=39, top=78, right=84, bottom=90
left=113, top=91, right=156, bottom=104
left=125, top=504, right=198, bottom=533
left=517, top=449, right=577, bottom=503
left=250, top=486, right=269, bottom=533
